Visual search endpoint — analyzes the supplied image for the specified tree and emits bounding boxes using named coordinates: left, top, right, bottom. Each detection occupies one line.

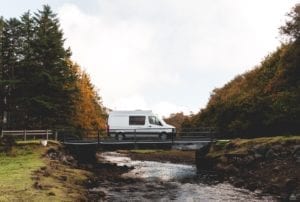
left=280, top=4, right=300, bottom=42
left=29, top=5, right=77, bottom=128
left=0, top=18, right=23, bottom=129
left=164, top=112, right=187, bottom=132
left=69, top=62, right=107, bottom=136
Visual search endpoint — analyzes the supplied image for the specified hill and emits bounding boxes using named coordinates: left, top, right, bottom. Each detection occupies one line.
left=187, top=6, right=300, bottom=138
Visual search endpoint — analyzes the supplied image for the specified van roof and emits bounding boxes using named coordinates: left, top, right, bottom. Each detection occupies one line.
left=109, top=110, right=153, bottom=115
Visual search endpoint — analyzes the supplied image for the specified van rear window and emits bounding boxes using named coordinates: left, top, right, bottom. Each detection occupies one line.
left=129, top=116, right=145, bottom=125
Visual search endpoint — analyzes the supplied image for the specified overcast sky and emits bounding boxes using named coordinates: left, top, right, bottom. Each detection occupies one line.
left=1, top=0, right=299, bottom=117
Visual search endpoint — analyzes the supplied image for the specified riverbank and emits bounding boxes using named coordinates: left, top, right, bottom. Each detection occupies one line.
left=120, top=149, right=195, bottom=165
left=197, top=136, right=300, bottom=201
left=0, top=141, right=93, bottom=201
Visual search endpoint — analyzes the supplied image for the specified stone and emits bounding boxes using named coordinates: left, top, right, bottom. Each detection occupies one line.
left=272, top=166, right=280, bottom=172
left=284, top=178, right=298, bottom=192
left=292, top=146, right=300, bottom=159
left=289, top=193, right=297, bottom=201
left=254, top=153, right=263, bottom=160
left=48, top=192, right=56, bottom=196
left=59, top=175, right=67, bottom=181
left=224, top=164, right=239, bottom=174
left=265, top=149, right=278, bottom=159
left=252, top=145, right=268, bottom=156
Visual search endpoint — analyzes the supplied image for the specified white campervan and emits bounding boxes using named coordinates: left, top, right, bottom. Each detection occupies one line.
left=107, top=110, right=176, bottom=141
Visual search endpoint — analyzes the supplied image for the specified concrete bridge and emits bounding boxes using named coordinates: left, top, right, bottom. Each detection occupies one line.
left=62, top=137, right=214, bottom=164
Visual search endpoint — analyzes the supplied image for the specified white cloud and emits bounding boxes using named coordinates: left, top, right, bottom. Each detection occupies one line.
left=57, top=0, right=298, bottom=117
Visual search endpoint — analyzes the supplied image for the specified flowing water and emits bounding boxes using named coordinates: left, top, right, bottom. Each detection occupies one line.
left=93, top=152, right=276, bottom=201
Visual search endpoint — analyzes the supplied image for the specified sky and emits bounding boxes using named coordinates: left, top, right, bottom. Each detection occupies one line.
left=1, top=0, right=299, bottom=117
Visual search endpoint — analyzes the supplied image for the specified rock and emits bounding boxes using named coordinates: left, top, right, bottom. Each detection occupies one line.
left=292, top=145, right=300, bottom=154
left=252, top=145, right=268, bottom=156
left=265, top=149, right=278, bottom=159
left=59, top=175, right=67, bottom=181
left=48, top=192, right=56, bottom=196
left=224, top=164, right=239, bottom=174
left=246, top=182, right=257, bottom=191
left=233, top=179, right=244, bottom=187
left=245, top=155, right=255, bottom=164
left=33, top=181, right=43, bottom=190
left=272, top=166, right=280, bottom=172
left=265, top=184, right=280, bottom=194
left=289, top=193, right=297, bottom=201
left=43, top=170, right=50, bottom=177
left=254, top=153, right=263, bottom=160
left=284, top=178, right=298, bottom=193
left=272, top=144, right=283, bottom=151
left=292, top=146, right=300, bottom=160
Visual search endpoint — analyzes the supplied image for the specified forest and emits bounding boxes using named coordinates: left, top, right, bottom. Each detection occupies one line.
left=0, top=5, right=107, bottom=132
left=180, top=6, right=300, bottom=138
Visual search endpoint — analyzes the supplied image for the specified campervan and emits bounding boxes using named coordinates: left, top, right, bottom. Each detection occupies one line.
left=107, top=110, right=176, bottom=141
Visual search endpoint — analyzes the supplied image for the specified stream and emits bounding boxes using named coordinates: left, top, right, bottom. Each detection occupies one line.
left=91, top=152, right=276, bottom=201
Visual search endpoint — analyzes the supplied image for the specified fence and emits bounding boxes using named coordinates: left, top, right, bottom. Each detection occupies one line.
left=1, top=130, right=57, bottom=141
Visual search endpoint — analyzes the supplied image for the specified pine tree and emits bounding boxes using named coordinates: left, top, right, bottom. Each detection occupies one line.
left=0, top=18, right=23, bottom=129
left=30, top=5, right=77, bottom=128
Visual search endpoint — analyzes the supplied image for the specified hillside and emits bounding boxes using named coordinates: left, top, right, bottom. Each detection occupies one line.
left=188, top=6, right=300, bottom=138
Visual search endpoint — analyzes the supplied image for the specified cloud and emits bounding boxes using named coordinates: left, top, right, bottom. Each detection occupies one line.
left=57, top=0, right=297, bottom=117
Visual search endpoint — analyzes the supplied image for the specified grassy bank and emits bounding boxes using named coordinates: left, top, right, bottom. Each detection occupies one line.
left=0, top=141, right=91, bottom=201
left=208, top=135, right=300, bottom=157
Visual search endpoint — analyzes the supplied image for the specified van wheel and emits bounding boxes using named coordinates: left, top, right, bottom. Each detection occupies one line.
left=116, top=133, right=124, bottom=141
left=160, top=133, right=167, bottom=141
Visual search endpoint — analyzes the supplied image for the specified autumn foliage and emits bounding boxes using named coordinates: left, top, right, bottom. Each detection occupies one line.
left=186, top=6, right=300, bottom=138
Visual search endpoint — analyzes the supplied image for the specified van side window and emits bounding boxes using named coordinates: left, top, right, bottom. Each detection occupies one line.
left=129, top=116, right=146, bottom=125
left=149, top=116, right=162, bottom=126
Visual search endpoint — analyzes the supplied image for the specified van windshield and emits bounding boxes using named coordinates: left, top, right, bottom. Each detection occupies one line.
left=149, top=116, right=162, bottom=126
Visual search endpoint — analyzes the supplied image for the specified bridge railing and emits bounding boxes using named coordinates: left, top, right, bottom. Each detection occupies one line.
left=59, top=127, right=215, bottom=144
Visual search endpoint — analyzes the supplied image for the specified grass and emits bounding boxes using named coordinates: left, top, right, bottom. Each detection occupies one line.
left=208, top=135, right=300, bottom=157
left=0, top=145, right=46, bottom=201
left=0, top=142, right=91, bottom=201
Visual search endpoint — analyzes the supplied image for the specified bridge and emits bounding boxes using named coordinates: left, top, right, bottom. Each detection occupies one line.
left=1, top=128, right=216, bottom=164
left=61, top=128, right=216, bottom=163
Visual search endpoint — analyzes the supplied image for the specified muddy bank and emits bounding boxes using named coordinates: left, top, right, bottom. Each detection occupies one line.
left=120, top=150, right=195, bottom=165
left=196, top=137, right=300, bottom=201
left=44, top=146, right=134, bottom=201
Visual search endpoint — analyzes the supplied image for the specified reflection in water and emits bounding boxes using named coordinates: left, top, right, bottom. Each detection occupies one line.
left=99, top=152, right=276, bottom=201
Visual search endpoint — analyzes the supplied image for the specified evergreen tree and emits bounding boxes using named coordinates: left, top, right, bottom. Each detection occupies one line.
left=0, top=18, right=23, bottom=129
left=0, top=17, right=4, bottom=129
left=30, top=5, right=77, bottom=128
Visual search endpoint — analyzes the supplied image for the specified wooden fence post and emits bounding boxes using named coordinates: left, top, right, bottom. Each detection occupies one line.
left=24, top=129, right=27, bottom=141
left=46, top=129, right=49, bottom=140
left=55, top=131, right=58, bottom=141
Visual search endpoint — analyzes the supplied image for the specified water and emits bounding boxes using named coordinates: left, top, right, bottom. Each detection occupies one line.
left=95, top=152, right=276, bottom=201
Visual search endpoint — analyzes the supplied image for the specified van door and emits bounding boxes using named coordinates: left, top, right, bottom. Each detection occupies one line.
left=148, top=115, right=164, bottom=135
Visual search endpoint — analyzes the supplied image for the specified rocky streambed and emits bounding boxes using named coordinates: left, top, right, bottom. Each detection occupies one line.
left=85, top=151, right=275, bottom=201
